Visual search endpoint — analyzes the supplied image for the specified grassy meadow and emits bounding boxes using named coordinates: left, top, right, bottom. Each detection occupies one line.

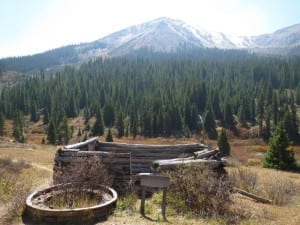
left=0, top=116, right=299, bottom=224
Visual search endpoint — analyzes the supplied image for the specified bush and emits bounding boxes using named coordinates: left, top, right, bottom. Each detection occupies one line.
left=53, top=155, right=114, bottom=208
left=164, top=165, right=232, bottom=217
left=59, top=155, right=113, bottom=188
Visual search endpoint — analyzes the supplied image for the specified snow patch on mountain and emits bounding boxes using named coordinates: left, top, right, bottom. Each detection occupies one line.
left=77, top=17, right=300, bottom=57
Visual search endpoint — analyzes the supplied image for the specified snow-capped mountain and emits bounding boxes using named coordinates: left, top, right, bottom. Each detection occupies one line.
left=2, top=17, right=300, bottom=73
left=98, top=17, right=237, bottom=50
left=251, top=23, right=300, bottom=48
left=76, top=17, right=241, bottom=56
left=76, top=17, right=300, bottom=57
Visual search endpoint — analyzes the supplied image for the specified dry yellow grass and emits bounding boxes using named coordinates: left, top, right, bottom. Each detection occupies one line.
left=228, top=166, right=300, bottom=225
left=0, top=142, right=57, bottom=169
left=0, top=157, right=52, bottom=224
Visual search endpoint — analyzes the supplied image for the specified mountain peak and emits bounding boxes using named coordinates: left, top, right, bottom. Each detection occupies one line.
left=150, top=17, right=183, bottom=24
left=3, top=17, right=300, bottom=73
left=77, top=17, right=300, bottom=57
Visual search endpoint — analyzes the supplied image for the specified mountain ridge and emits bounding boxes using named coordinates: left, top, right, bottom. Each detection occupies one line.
left=1, top=17, right=300, bottom=73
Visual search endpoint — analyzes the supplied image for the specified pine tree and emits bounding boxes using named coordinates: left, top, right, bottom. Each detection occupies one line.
left=77, top=127, right=82, bottom=137
left=203, top=108, right=217, bottom=139
left=223, top=102, right=235, bottom=128
left=142, top=110, right=152, bottom=137
left=30, top=102, right=39, bottom=122
left=115, top=112, right=124, bottom=138
left=47, top=119, right=57, bottom=145
left=271, top=92, right=278, bottom=126
left=238, top=104, right=247, bottom=127
left=256, top=95, right=264, bottom=136
left=262, top=108, right=271, bottom=142
left=13, top=125, right=24, bottom=143
left=12, top=111, right=25, bottom=143
left=281, top=104, right=298, bottom=144
left=183, top=100, right=192, bottom=131
left=0, top=112, right=5, bottom=136
left=105, top=128, right=113, bottom=142
left=290, top=95, right=299, bottom=142
left=263, top=122, right=296, bottom=170
left=218, top=128, right=230, bottom=157
left=67, top=94, right=78, bottom=118
left=130, top=110, right=138, bottom=139
left=43, top=107, right=49, bottom=124
left=92, top=110, right=104, bottom=136
left=60, top=116, right=70, bottom=145
left=103, top=101, right=115, bottom=127
left=83, top=108, right=90, bottom=124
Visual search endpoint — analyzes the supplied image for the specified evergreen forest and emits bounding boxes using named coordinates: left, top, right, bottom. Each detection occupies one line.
left=0, top=49, right=299, bottom=144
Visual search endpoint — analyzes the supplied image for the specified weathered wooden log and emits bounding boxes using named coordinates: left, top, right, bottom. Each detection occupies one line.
left=193, top=149, right=219, bottom=159
left=153, top=159, right=223, bottom=170
left=64, top=137, right=98, bottom=149
left=96, top=141, right=207, bottom=150
left=233, top=188, right=272, bottom=204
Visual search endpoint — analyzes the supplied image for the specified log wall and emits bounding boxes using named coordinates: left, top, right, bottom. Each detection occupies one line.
left=53, top=149, right=131, bottom=191
left=53, top=138, right=210, bottom=192
left=94, top=141, right=207, bottom=174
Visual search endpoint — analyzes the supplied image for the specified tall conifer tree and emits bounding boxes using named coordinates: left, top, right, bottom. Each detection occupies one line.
left=263, top=122, right=296, bottom=170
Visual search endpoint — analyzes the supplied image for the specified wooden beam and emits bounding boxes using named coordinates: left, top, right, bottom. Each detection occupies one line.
left=153, top=159, right=223, bottom=170
left=234, top=188, right=272, bottom=204
left=193, top=149, right=219, bottom=159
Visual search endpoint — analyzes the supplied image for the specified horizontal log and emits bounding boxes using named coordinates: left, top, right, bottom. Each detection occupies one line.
left=153, top=159, right=223, bottom=170
left=96, top=141, right=206, bottom=149
left=193, top=149, right=219, bottom=159
left=57, top=150, right=131, bottom=157
left=94, top=148, right=201, bottom=155
left=233, top=188, right=272, bottom=204
left=55, top=156, right=131, bottom=163
left=64, top=137, right=99, bottom=149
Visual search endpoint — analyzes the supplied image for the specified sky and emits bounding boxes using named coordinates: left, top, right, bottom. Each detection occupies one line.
left=0, top=0, right=300, bottom=58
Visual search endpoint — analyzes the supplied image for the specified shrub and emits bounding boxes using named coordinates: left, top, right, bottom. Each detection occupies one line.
left=53, top=155, right=113, bottom=209
left=164, top=165, right=232, bottom=217
left=60, top=155, right=113, bottom=188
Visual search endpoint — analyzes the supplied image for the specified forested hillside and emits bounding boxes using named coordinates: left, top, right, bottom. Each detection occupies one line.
left=0, top=49, right=299, bottom=144
left=0, top=45, right=79, bottom=73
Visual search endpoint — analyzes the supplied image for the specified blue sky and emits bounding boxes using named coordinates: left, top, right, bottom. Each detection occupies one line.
left=0, top=0, right=300, bottom=58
